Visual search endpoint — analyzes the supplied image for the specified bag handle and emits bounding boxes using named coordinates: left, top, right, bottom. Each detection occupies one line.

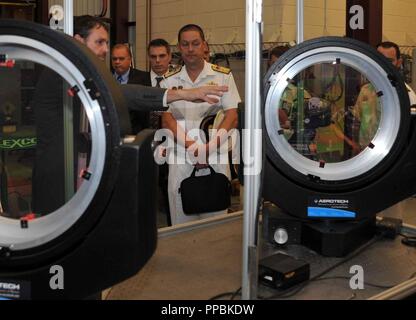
left=191, top=165, right=215, bottom=177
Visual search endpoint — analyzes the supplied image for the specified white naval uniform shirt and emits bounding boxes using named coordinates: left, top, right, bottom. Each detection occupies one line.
left=161, top=61, right=241, bottom=225
left=163, top=61, right=240, bottom=140
left=406, top=83, right=416, bottom=106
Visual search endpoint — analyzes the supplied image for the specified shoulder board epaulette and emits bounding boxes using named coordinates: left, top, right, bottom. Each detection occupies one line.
left=211, top=64, right=231, bottom=75
left=164, top=66, right=182, bottom=78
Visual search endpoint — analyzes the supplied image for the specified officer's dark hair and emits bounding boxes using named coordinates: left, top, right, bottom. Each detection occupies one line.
left=147, top=38, right=171, bottom=55
left=178, top=24, right=206, bottom=43
left=74, top=15, right=109, bottom=40
left=376, top=41, right=401, bottom=59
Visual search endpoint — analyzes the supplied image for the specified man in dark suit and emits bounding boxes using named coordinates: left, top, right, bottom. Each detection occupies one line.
left=112, top=44, right=151, bottom=134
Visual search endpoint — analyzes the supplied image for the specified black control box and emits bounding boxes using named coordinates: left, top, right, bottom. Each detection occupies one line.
left=259, top=253, right=310, bottom=290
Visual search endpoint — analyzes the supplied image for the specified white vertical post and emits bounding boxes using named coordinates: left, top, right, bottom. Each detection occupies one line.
left=242, top=0, right=263, bottom=300
left=64, top=0, right=74, bottom=36
left=63, top=0, right=75, bottom=200
left=297, top=0, right=304, bottom=44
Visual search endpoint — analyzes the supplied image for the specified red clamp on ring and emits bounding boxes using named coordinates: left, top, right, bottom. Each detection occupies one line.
left=67, top=85, right=80, bottom=97
left=0, top=59, right=15, bottom=68
left=20, top=213, right=37, bottom=228
left=21, top=213, right=36, bottom=221
left=67, top=88, right=75, bottom=97
left=6, top=60, right=15, bottom=68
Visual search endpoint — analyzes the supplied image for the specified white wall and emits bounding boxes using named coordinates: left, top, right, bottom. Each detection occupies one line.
left=48, top=0, right=109, bottom=17
left=263, top=0, right=346, bottom=43
left=136, top=0, right=416, bottom=68
left=136, top=0, right=149, bottom=69
left=133, top=0, right=416, bottom=99
left=383, top=0, right=416, bottom=45
left=45, top=1, right=416, bottom=69
left=134, top=0, right=345, bottom=69
left=135, top=0, right=349, bottom=69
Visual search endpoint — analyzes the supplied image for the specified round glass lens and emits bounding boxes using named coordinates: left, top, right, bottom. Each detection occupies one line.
left=277, top=63, right=382, bottom=164
left=0, top=60, right=92, bottom=220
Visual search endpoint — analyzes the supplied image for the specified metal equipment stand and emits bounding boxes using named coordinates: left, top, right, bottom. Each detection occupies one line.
left=242, top=0, right=305, bottom=300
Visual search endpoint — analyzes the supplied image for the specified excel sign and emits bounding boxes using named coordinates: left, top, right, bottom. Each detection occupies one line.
left=0, top=137, right=37, bottom=150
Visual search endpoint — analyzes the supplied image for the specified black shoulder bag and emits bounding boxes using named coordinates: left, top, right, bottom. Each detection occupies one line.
left=180, top=165, right=231, bottom=215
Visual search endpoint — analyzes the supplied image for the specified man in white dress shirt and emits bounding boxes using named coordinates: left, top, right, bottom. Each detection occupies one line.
left=147, top=38, right=172, bottom=129
left=148, top=38, right=172, bottom=88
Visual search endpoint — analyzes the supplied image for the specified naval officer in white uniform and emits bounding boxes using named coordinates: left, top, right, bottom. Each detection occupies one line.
left=161, top=24, right=241, bottom=225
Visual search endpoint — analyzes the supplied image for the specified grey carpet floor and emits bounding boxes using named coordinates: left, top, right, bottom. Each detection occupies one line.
left=106, top=198, right=416, bottom=300
left=107, top=218, right=243, bottom=300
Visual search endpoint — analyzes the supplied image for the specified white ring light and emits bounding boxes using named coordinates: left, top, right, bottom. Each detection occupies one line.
left=0, top=36, right=107, bottom=251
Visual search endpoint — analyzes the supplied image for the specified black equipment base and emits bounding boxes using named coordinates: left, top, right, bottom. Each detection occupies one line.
left=301, top=218, right=376, bottom=257
left=263, top=204, right=376, bottom=257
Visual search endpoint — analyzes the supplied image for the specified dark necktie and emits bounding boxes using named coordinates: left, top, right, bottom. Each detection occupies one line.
left=155, top=76, right=163, bottom=88
left=117, top=74, right=123, bottom=84
left=150, top=76, right=164, bottom=129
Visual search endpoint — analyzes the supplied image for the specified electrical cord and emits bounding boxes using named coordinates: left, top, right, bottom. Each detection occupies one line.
left=209, top=287, right=242, bottom=301
left=230, top=287, right=242, bottom=300
left=313, top=276, right=395, bottom=290
left=209, top=291, right=238, bottom=301
left=400, top=233, right=416, bottom=247
left=314, top=270, right=416, bottom=291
